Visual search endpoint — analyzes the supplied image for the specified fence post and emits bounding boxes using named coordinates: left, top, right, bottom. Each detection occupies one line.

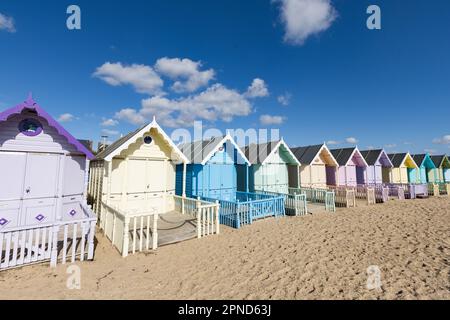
left=50, top=225, right=60, bottom=267
left=122, top=217, right=130, bottom=257
left=87, top=220, right=96, bottom=260
left=196, top=197, right=201, bottom=238
left=446, top=183, right=450, bottom=195
left=152, top=214, right=158, bottom=250
left=236, top=201, right=241, bottom=229
left=215, top=200, right=220, bottom=235
left=181, top=195, right=185, bottom=215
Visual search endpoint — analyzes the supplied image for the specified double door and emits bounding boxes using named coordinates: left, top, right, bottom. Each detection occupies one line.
left=0, top=152, right=61, bottom=229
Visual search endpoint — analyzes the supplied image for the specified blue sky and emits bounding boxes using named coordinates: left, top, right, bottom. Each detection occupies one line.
left=0, top=0, right=449, bottom=154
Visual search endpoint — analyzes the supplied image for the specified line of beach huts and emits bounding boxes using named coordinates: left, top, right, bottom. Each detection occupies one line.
left=0, top=96, right=449, bottom=270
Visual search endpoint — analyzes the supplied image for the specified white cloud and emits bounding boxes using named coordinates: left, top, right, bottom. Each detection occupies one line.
left=432, top=135, right=450, bottom=145
left=345, top=137, right=358, bottom=144
left=93, top=62, right=164, bottom=95
left=384, top=143, right=397, bottom=148
left=0, top=13, right=15, bottom=33
left=58, top=113, right=75, bottom=122
left=101, top=129, right=120, bottom=136
left=274, top=0, right=337, bottom=45
left=101, top=118, right=119, bottom=127
left=155, top=57, right=215, bottom=93
left=366, top=145, right=375, bottom=150
left=115, top=83, right=252, bottom=127
left=259, top=114, right=285, bottom=125
left=277, top=92, right=291, bottom=106
left=327, top=140, right=340, bottom=145
left=245, top=78, right=269, bottom=98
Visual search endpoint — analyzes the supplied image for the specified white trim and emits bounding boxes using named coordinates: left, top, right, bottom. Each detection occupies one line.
left=401, top=152, right=419, bottom=169
left=104, top=119, right=190, bottom=164
left=261, top=139, right=300, bottom=166
left=201, top=134, right=250, bottom=166
left=315, top=143, right=339, bottom=167
left=374, top=149, right=394, bottom=168
left=345, top=147, right=369, bottom=167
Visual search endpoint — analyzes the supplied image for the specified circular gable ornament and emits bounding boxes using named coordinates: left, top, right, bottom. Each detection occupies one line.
left=144, top=136, right=153, bottom=145
left=18, top=118, right=43, bottom=136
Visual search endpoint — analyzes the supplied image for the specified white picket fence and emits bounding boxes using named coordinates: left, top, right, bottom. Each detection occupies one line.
left=0, top=203, right=96, bottom=271
left=101, top=195, right=220, bottom=257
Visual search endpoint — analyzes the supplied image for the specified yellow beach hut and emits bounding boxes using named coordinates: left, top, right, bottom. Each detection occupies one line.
left=88, top=118, right=219, bottom=256
left=387, top=153, right=420, bottom=184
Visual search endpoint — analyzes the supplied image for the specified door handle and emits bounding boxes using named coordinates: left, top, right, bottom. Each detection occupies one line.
left=25, top=187, right=31, bottom=194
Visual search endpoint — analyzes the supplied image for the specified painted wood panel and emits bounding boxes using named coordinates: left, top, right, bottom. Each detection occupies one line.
left=0, top=113, right=78, bottom=154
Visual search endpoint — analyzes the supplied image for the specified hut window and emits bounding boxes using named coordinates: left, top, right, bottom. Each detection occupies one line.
left=18, top=118, right=43, bottom=136
left=144, top=136, right=153, bottom=144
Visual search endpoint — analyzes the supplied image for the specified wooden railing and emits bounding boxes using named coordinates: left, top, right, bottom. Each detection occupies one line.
left=326, top=186, right=356, bottom=208
left=0, top=203, right=96, bottom=271
left=101, top=195, right=219, bottom=257
left=199, top=192, right=285, bottom=229
left=288, top=187, right=336, bottom=212
left=257, top=190, right=308, bottom=216
left=173, top=195, right=220, bottom=238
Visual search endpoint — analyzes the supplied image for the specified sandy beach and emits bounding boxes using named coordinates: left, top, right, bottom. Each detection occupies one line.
left=0, top=197, right=449, bottom=300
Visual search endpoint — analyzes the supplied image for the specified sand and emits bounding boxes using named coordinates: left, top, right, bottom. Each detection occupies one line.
left=0, top=197, right=449, bottom=300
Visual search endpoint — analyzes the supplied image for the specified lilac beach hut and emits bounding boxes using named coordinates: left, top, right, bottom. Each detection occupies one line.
left=329, top=147, right=369, bottom=186
left=0, top=95, right=97, bottom=270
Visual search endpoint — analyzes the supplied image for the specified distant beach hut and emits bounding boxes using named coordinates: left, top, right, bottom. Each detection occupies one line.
left=177, top=135, right=285, bottom=228
left=89, top=119, right=219, bottom=256
left=240, top=139, right=300, bottom=194
left=360, top=149, right=393, bottom=184
left=329, top=147, right=369, bottom=186
left=412, top=154, right=437, bottom=184
left=289, top=143, right=338, bottom=188
left=388, top=153, right=420, bottom=184
left=431, top=155, right=450, bottom=183
left=0, top=94, right=96, bottom=269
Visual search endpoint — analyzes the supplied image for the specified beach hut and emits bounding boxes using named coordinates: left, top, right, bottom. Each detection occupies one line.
left=431, top=155, right=450, bottom=183
left=412, top=154, right=438, bottom=184
left=0, top=94, right=97, bottom=270
left=360, top=149, right=393, bottom=184
left=289, top=143, right=338, bottom=188
left=240, top=139, right=300, bottom=194
left=176, top=135, right=285, bottom=228
left=387, top=153, right=420, bottom=184
left=89, top=118, right=219, bottom=256
left=329, top=147, right=368, bottom=186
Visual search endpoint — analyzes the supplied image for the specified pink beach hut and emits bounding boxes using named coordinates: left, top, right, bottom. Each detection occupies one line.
left=329, top=147, right=368, bottom=186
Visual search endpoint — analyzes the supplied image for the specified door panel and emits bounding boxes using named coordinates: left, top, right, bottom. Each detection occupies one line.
left=22, top=198, right=56, bottom=226
left=147, top=160, right=165, bottom=192
left=23, top=153, right=59, bottom=199
left=127, top=159, right=147, bottom=193
left=63, top=155, right=85, bottom=196
left=0, top=152, right=27, bottom=201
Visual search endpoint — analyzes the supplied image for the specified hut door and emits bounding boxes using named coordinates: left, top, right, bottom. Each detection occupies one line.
left=23, top=153, right=60, bottom=200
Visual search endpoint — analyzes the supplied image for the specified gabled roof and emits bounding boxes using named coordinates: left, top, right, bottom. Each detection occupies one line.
left=96, top=118, right=189, bottom=163
left=330, top=147, right=368, bottom=167
left=291, top=143, right=338, bottom=166
left=243, top=139, right=299, bottom=165
left=430, top=155, right=448, bottom=168
left=388, top=153, right=418, bottom=168
left=178, top=134, right=250, bottom=165
left=412, top=153, right=436, bottom=169
left=0, top=94, right=94, bottom=159
left=360, top=149, right=393, bottom=167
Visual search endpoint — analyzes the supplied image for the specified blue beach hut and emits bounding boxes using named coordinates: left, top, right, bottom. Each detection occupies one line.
left=176, top=134, right=285, bottom=228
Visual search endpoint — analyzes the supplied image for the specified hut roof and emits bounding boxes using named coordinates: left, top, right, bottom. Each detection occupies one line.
left=330, top=147, right=368, bottom=167
left=96, top=118, right=189, bottom=163
left=412, top=153, right=436, bottom=169
left=243, top=139, right=299, bottom=165
left=0, top=94, right=94, bottom=159
left=360, top=149, right=393, bottom=167
left=430, top=155, right=447, bottom=168
left=388, top=153, right=418, bottom=168
left=178, top=134, right=250, bottom=165
left=290, top=144, right=338, bottom=166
